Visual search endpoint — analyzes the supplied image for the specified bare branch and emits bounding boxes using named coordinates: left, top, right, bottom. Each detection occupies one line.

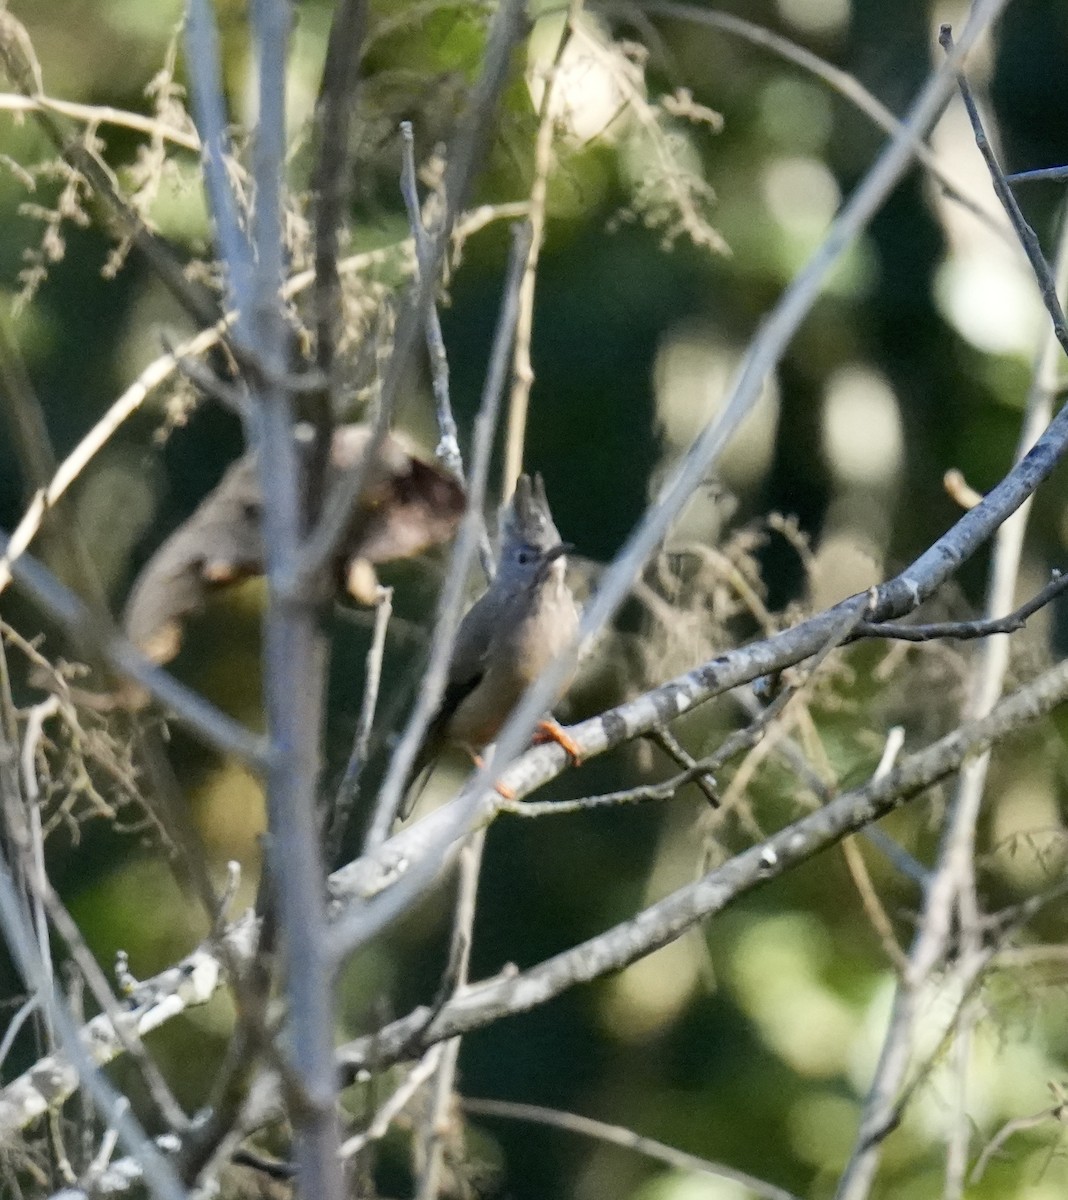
left=462, top=1097, right=803, bottom=1200
left=414, top=830, right=485, bottom=1200
left=940, top=23, right=1068, bottom=358
left=310, top=0, right=368, bottom=388
left=238, top=0, right=344, bottom=1193
left=296, top=0, right=529, bottom=586
left=628, top=2, right=1007, bottom=243
left=502, top=1, right=579, bottom=498
left=336, top=652, right=1068, bottom=1072
left=326, top=584, right=393, bottom=864
left=0, top=531, right=268, bottom=765
left=364, top=221, right=533, bottom=848
left=0, top=91, right=199, bottom=149
left=834, top=172, right=1068, bottom=1200
left=399, top=124, right=459, bottom=477
left=855, top=567, right=1068, bottom=642
left=1006, top=165, right=1068, bottom=184
left=184, top=0, right=254, bottom=316
left=328, top=0, right=1011, bottom=968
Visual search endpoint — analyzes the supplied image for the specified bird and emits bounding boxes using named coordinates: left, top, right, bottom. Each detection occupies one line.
left=407, top=472, right=581, bottom=801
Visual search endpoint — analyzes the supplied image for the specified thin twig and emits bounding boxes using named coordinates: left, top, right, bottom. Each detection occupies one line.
left=310, top=0, right=368, bottom=392
left=627, top=2, right=1007, bottom=243
left=336, top=649, right=1068, bottom=1072
left=400, top=122, right=461, bottom=481
left=364, top=222, right=533, bottom=848
left=502, top=0, right=579, bottom=499
left=327, top=584, right=393, bottom=864
left=1006, top=165, right=1068, bottom=184
left=462, top=1097, right=803, bottom=1200
left=337, top=1045, right=446, bottom=1159
left=854, top=567, right=1068, bottom=642
left=0, top=91, right=199, bottom=149
left=940, top=24, right=1068, bottom=359
left=646, top=728, right=719, bottom=805
left=840, top=838, right=909, bottom=973
left=970, top=1086, right=1068, bottom=1183
left=0, top=995, right=38, bottom=1069
left=0, top=531, right=268, bottom=765
left=415, top=829, right=486, bottom=1200
left=834, top=187, right=1068, bottom=1200
left=399, top=122, right=494, bottom=576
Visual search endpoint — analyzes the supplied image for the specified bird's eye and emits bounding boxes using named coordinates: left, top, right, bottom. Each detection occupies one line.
left=517, top=548, right=534, bottom=566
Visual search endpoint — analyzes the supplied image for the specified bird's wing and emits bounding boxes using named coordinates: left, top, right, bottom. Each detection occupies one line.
left=401, top=592, right=499, bottom=812
left=426, top=589, right=502, bottom=738
left=446, top=589, right=498, bottom=686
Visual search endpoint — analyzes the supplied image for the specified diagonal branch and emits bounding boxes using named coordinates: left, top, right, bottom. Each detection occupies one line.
left=0, top=530, right=268, bottom=765
left=326, top=0, right=1011, bottom=968
left=939, top=23, right=1068, bottom=358
left=11, top=636, right=1068, bottom=1160
left=335, top=651, right=1068, bottom=1072
left=462, top=1097, right=803, bottom=1200
left=834, top=194, right=1068, bottom=1200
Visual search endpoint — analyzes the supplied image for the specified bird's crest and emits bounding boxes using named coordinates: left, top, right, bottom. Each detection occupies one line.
left=504, top=472, right=561, bottom=553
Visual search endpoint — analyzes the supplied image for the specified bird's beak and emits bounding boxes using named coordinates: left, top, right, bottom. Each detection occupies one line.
left=535, top=541, right=572, bottom=584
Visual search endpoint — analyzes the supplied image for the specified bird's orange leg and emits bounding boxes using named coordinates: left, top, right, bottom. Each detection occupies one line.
left=532, top=719, right=583, bottom=765
left=469, top=752, right=515, bottom=800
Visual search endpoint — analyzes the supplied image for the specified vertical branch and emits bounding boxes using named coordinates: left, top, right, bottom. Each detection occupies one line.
left=502, top=0, right=580, bottom=499
left=245, top=0, right=343, bottom=1196
left=297, top=0, right=528, bottom=584
left=399, top=121, right=494, bottom=577
left=399, top=122, right=462, bottom=481
left=834, top=207, right=1068, bottom=1200
left=308, top=0, right=366, bottom=510
left=938, top=25, right=1068, bottom=357
left=940, top=215, right=1068, bottom=1198
left=310, top=0, right=368, bottom=382
left=326, top=584, right=393, bottom=865
left=364, top=222, right=533, bottom=849
left=19, top=700, right=58, bottom=1056
left=184, top=0, right=255, bottom=311
left=0, top=727, right=186, bottom=1200
left=415, top=828, right=486, bottom=1200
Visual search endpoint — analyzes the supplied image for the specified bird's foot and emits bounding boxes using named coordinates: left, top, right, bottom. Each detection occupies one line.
left=533, top=719, right=583, bottom=765
left=470, top=752, right=515, bottom=800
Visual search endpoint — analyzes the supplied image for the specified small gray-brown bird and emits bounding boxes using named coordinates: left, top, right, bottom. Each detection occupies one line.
left=409, top=472, right=581, bottom=797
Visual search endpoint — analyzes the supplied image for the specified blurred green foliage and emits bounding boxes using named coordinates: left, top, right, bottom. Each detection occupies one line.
left=3, top=1, right=1068, bottom=1198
